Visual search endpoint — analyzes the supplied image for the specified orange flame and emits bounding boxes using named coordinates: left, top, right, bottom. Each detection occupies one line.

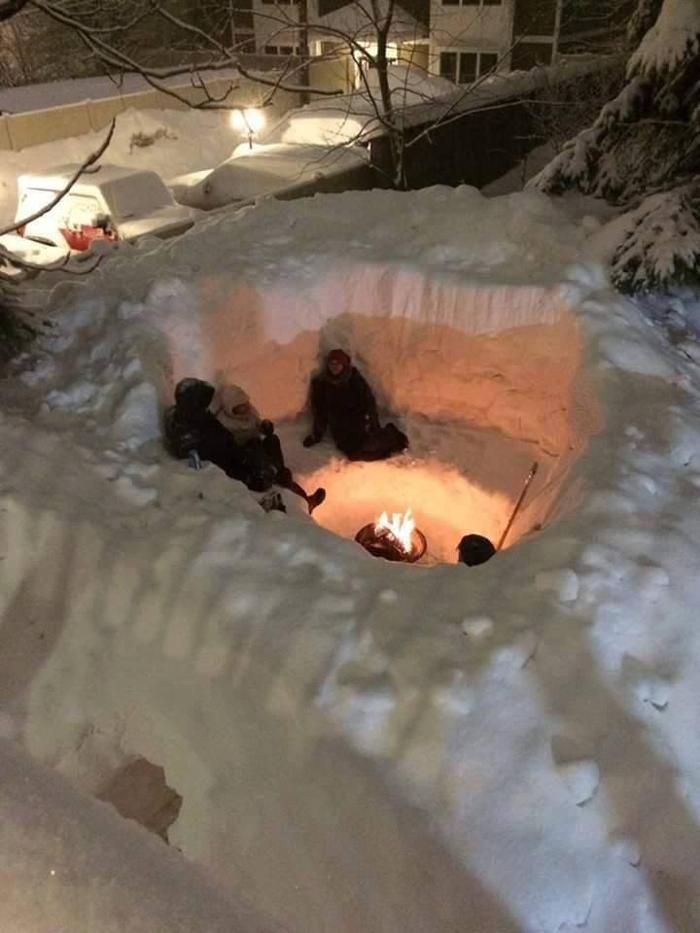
left=376, top=509, right=415, bottom=553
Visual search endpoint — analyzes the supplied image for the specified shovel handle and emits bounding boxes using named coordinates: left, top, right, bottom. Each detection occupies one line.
left=497, top=462, right=539, bottom=551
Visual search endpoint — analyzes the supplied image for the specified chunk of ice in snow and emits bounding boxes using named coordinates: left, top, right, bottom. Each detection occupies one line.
left=432, top=674, right=474, bottom=715
left=635, top=677, right=671, bottom=711
left=492, top=630, right=538, bottom=671
left=535, top=569, right=580, bottom=602
left=611, top=835, right=641, bottom=867
left=460, top=616, right=494, bottom=639
left=558, top=759, right=600, bottom=806
left=114, top=475, right=158, bottom=507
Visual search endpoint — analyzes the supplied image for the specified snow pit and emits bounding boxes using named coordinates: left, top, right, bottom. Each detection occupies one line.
left=164, top=271, right=602, bottom=565
left=137, top=266, right=603, bottom=565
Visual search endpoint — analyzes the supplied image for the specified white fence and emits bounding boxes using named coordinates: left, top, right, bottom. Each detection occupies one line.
left=0, top=77, right=301, bottom=151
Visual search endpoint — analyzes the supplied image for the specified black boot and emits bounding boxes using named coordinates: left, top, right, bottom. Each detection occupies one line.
left=306, top=488, right=326, bottom=514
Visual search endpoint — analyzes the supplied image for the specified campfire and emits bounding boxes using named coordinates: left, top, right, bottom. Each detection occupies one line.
left=355, top=509, right=427, bottom=563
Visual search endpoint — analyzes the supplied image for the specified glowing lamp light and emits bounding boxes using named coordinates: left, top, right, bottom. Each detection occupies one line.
left=230, top=107, right=266, bottom=140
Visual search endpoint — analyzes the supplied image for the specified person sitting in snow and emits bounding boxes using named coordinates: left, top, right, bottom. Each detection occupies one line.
left=165, top=378, right=325, bottom=514
left=302, top=349, right=408, bottom=461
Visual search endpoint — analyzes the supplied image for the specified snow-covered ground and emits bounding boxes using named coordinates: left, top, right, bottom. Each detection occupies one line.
left=3, top=181, right=700, bottom=933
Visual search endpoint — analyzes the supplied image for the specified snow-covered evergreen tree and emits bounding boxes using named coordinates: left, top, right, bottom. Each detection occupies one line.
left=535, top=0, right=700, bottom=293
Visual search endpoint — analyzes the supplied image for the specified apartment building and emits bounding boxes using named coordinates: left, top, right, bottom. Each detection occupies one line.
left=248, top=0, right=628, bottom=88
left=250, top=0, right=427, bottom=57
left=431, top=0, right=629, bottom=85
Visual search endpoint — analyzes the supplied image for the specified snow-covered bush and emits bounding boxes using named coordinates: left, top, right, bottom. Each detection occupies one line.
left=611, top=184, right=700, bottom=292
left=535, top=0, right=700, bottom=293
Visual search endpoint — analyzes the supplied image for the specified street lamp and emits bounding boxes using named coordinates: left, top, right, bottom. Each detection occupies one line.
left=230, top=107, right=266, bottom=149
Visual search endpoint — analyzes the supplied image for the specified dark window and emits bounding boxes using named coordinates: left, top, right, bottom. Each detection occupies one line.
left=318, top=0, right=355, bottom=14
left=264, top=45, right=278, bottom=54
left=233, top=10, right=254, bottom=29
left=510, top=41, right=553, bottom=70
left=459, top=52, right=477, bottom=84
left=483, top=0, right=501, bottom=4
left=442, top=0, right=460, bottom=6
left=513, top=0, right=557, bottom=35
left=479, top=52, right=498, bottom=76
left=439, top=51, right=458, bottom=82
left=279, top=45, right=293, bottom=54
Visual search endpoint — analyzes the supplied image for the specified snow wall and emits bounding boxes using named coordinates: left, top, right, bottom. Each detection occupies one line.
left=154, top=263, right=601, bottom=543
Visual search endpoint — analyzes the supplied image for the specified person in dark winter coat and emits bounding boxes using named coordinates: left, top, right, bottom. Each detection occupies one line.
left=303, top=349, right=408, bottom=461
left=165, top=378, right=326, bottom=513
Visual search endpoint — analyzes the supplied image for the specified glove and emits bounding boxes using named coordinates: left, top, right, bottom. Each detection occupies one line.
left=303, top=434, right=319, bottom=448
left=260, top=419, right=274, bottom=437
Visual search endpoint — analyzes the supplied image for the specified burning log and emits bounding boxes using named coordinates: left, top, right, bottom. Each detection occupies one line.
left=355, top=510, right=427, bottom=563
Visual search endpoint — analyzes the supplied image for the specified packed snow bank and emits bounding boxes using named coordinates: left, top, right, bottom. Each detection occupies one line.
left=6, top=184, right=700, bottom=932
left=0, top=739, right=279, bottom=933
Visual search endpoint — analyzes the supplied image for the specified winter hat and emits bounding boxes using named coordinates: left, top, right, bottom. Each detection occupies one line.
left=457, top=534, right=496, bottom=567
left=327, top=349, right=351, bottom=370
left=175, top=378, right=215, bottom=418
left=215, top=384, right=253, bottom=413
left=209, top=383, right=261, bottom=444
